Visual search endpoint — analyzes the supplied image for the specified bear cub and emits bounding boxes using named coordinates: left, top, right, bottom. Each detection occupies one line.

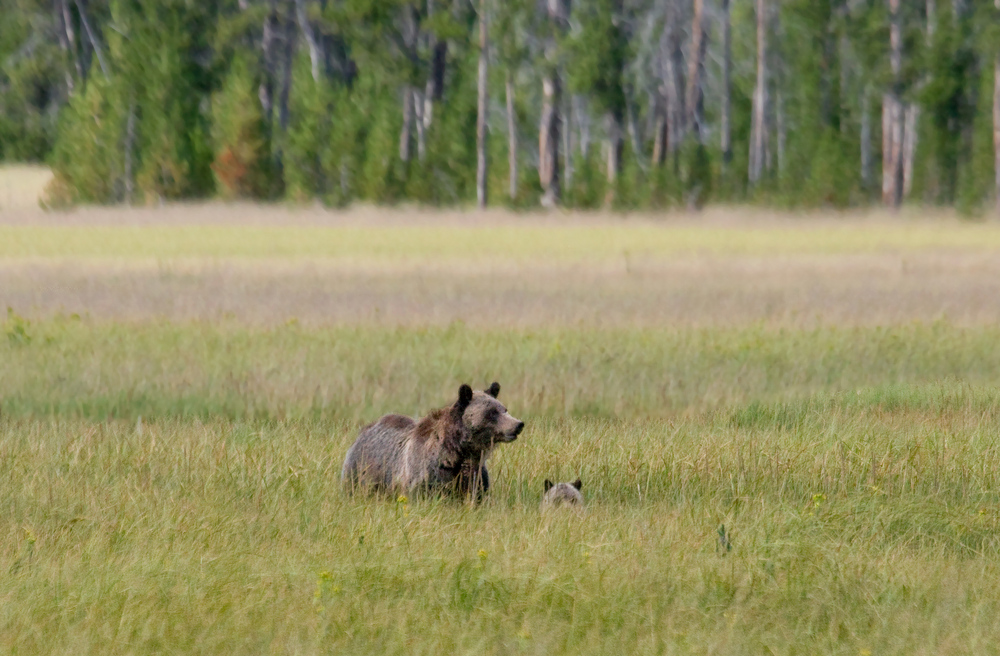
left=342, top=382, right=523, bottom=497
left=541, top=478, right=584, bottom=509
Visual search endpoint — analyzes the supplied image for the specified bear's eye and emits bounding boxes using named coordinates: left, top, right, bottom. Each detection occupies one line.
left=485, top=407, right=499, bottom=422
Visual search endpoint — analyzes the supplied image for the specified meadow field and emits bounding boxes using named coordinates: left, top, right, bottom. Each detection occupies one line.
left=3, top=193, right=1000, bottom=654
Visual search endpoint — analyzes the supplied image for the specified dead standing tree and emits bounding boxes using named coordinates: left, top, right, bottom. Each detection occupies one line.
left=882, top=0, right=904, bottom=208
left=476, top=0, right=489, bottom=208
left=539, top=0, right=569, bottom=208
left=720, top=0, right=732, bottom=169
left=685, top=0, right=707, bottom=143
left=990, top=0, right=1000, bottom=216
left=748, top=0, right=768, bottom=185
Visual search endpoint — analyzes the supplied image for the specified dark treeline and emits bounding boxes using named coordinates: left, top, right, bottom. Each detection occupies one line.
left=2, top=0, right=1000, bottom=211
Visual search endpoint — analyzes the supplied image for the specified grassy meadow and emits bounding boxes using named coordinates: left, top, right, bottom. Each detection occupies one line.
left=3, top=197, right=1000, bottom=654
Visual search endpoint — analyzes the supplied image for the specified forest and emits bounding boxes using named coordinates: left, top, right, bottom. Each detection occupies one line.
left=1, top=0, right=999, bottom=211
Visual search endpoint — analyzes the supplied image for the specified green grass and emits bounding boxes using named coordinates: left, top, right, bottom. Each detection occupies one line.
left=5, top=221, right=1000, bottom=261
left=4, top=318, right=1000, bottom=653
left=3, top=316, right=1000, bottom=421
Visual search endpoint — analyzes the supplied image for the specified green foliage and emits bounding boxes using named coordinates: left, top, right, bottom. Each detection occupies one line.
left=47, top=73, right=128, bottom=205
left=799, top=130, right=858, bottom=208
left=564, top=150, right=607, bottom=210
left=566, top=0, right=627, bottom=118
left=8, top=0, right=1000, bottom=211
left=357, top=83, right=405, bottom=203
left=211, top=56, right=276, bottom=199
left=284, top=59, right=339, bottom=202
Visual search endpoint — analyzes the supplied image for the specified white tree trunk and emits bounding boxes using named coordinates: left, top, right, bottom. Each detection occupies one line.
left=994, top=52, right=1000, bottom=214
left=749, top=0, right=768, bottom=185
left=476, top=0, right=489, bottom=209
left=721, top=0, right=732, bottom=167
left=506, top=72, right=518, bottom=201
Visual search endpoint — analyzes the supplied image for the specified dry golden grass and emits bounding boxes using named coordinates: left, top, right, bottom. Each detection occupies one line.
left=2, top=201, right=1000, bottom=327
left=0, top=165, right=53, bottom=212
left=2, top=252, right=1000, bottom=327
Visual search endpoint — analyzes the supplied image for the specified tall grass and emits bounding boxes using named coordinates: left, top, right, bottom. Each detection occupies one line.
left=3, top=317, right=1000, bottom=422
left=3, top=318, right=1000, bottom=653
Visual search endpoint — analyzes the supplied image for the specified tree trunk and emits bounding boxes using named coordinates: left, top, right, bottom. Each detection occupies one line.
left=994, top=51, right=1000, bottom=215
left=685, top=0, right=707, bottom=142
left=651, top=104, right=667, bottom=167
left=903, top=104, right=918, bottom=198
left=882, top=0, right=904, bottom=208
left=721, top=0, right=732, bottom=167
left=606, top=112, right=624, bottom=188
left=400, top=85, right=413, bottom=162
left=423, top=0, right=447, bottom=130
left=564, top=94, right=574, bottom=191
left=882, top=94, right=905, bottom=207
left=539, top=74, right=561, bottom=208
left=775, top=88, right=785, bottom=176
left=749, top=0, right=767, bottom=185
left=539, top=0, right=568, bottom=208
left=663, top=1, right=686, bottom=156
left=576, top=95, right=591, bottom=160
left=277, top=7, right=296, bottom=133
left=625, top=88, right=642, bottom=161
left=55, top=0, right=80, bottom=91
left=476, top=0, right=489, bottom=209
left=414, top=87, right=426, bottom=161
left=74, top=0, right=108, bottom=79
left=506, top=72, right=518, bottom=201
left=861, top=87, right=872, bottom=188
left=124, top=101, right=136, bottom=205
left=259, top=0, right=278, bottom=123
left=295, top=0, right=324, bottom=82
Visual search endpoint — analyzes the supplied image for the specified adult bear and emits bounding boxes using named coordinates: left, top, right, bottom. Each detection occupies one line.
left=341, top=382, right=524, bottom=498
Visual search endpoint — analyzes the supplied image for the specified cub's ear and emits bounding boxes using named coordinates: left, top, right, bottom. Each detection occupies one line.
left=572, top=479, right=582, bottom=491
left=486, top=382, right=501, bottom=398
left=544, top=479, right=554, bottom=492
left=456, top=384, right=474, bottom=412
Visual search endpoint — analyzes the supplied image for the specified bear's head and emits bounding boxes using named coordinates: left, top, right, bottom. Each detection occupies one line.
left=542, top=478, right=584, bottom=507
left=453, top=382, right=524, bottom=449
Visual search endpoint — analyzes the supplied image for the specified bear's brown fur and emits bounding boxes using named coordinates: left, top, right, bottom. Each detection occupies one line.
left=342, top=382, right=524, bottom=497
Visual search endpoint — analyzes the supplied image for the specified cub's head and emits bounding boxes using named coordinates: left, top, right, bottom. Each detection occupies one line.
left=453, top=382, right=524, bottom=449
left=541, top=479, right=584, bottom=508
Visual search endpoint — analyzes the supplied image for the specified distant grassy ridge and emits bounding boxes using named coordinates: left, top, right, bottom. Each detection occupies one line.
left=4, top=221, right=1000, bottom=261
left=3, top=316, right=999, bottom=422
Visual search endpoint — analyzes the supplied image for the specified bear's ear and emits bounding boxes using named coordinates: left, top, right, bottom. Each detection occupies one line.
left=544, top=479, right=554, bottom=492
left=572, top=479, right=583, bottom=491
left=456, top=384, right=474, bottom=412
left=486, top=382, right=501, bottom=398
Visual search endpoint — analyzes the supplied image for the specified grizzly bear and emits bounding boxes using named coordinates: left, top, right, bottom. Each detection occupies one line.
left=341, top=382, right=524, bottom=497
left=541, top=479, right=583, bottom=509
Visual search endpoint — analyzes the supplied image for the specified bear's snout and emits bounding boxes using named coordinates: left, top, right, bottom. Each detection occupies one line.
left=512, top=421, right=525, bottom=437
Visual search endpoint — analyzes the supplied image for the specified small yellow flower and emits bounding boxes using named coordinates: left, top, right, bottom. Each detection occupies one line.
left=478, top=549, right=488, bottom=560
left=397, top=495, right=408, bottom=505
left=859, top=649, right=872, bottom=656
